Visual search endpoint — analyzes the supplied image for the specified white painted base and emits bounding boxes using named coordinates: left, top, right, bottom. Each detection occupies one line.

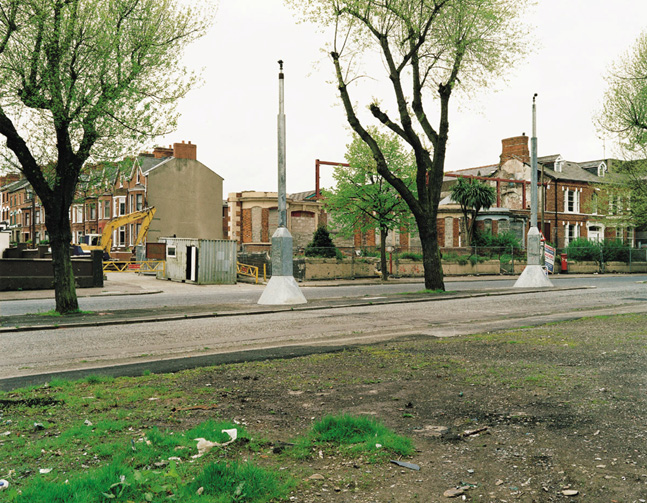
left=513, top=264, right=554, bottom=288
left=257, top=275, right=307, bottom=305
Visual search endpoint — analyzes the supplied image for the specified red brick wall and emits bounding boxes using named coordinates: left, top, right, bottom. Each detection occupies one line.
left=173, top=141, right=197, bottom=160
left=453, top=218, right=461, bottom=247
left=261, top=208, right=270, bottom=242
left=500, top=135, right=530, bottom=164
left=241, top=208, right=252, bottom=243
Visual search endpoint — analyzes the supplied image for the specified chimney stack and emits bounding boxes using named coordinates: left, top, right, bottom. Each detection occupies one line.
left=152, top=145, right=173, bottom=159
left=500, top=134, right=530, bottom=164
left=173, top=140, right=197, bottom=160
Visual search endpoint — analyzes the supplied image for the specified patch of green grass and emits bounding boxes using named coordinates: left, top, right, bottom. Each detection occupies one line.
left=291, top=414, right=413, bottom=462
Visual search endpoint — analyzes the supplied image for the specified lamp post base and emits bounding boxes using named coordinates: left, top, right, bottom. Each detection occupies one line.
left=258, top=275, right=307, bottom=305
left=513, top=264, right=554, bottom=288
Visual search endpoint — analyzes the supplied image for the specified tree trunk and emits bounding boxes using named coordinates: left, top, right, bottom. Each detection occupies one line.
left=48, top=223, right=79, bottom=314
left=379, top=227, right=389, bottom=281
left=418, top=218, right=445, bottom=291
left=50, top=235, right=79, bottom=313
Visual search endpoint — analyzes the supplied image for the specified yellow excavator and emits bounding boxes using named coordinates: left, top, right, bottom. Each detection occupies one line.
left=78, top=207, right=156, bottom=257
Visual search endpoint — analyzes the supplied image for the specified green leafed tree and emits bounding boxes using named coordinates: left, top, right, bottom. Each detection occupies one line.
left=449, top=177, right=496, bottom=246
left=599, top=31, right=647, bottom=231
left=322, top=130, right=416, bottom=280
left=286, top=0, right=531, bottom=291
left=0, top=0, right=213, bottom=313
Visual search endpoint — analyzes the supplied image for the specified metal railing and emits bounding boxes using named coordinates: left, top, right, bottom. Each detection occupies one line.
left=236, top=261, right=259, bottom=283
left=103, top=260, right=165, bottom=275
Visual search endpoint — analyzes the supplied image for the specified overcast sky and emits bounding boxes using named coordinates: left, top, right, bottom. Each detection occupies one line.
left=158, top=0, right=647, bottom=196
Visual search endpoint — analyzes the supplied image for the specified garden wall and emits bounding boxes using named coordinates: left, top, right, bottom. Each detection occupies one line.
left=0, top=252, right=103, bottom=291
left=301, top=258, right=502, bottom=280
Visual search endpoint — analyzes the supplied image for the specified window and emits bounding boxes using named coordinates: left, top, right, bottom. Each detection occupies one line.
left=130, top=194, right=134, bottom=212
left=35, top=211, right=40, bottom=224
left=598, top=162, right=607, bottom=177
left=118, top=226, right=126, bottom=246
left=565, top=223, right=579, bottom=246
left=167, top=246, right=176, bottom=257
left=90, top=203, right=96, bottom=220
left=627, top=227, right=635, bottom=245
left=136, top=194, right=143, bottom=211
left=104, top=201, right=110, bottom=219
left=116, top=197, right=126, bottom=216
left=564, top=188, right=580, bottom=213
left=591, top=192, right=598, bottom=215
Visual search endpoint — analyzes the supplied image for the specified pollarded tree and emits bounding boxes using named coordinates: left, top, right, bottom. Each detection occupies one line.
left=599, top=32, right=647, bottom=230
left=287, top=0, right=531, bottom=291
left=449, top=177, right=496, bottom=246
left=322, top=129, right=416, bottom=280
left=0, top=0, right=212, bottom=313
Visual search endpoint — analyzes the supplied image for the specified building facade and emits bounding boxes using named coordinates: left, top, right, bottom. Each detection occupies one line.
left=442, top=135, right=631, bottom=249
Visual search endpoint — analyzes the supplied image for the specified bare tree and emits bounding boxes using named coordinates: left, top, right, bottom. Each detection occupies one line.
left=288, top=0, right=530, bottom=290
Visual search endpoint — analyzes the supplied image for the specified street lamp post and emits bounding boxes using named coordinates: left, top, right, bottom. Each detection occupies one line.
left=514, top=94, right=553, bottom=288
left=258, top=61, right=307, bottom=305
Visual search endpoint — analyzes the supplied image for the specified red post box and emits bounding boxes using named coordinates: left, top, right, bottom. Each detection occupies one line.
left=560, top=253, right=568, bottom=273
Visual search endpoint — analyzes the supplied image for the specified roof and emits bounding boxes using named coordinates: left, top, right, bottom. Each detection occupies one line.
left=445, top=164, right=499, bottom=179
left=540, top=160, right=606, bottom=183
left=2, top=178, right=30, bottom=192
left=289, top=190, right=317, bottom=201
left=138, top=155, right=169, bottom=174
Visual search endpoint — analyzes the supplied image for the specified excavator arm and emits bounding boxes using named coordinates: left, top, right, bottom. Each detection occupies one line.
left=98, top=207, right=156, bottom=252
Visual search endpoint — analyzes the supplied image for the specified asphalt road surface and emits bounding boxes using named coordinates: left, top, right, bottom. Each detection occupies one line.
left=1, top=274, right=645, bottom=316
left=1, top=274, right=646, bottom=389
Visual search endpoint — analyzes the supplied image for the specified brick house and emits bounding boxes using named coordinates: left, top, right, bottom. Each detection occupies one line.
left=1, top=176, right=47, bottom=245
left=2, top=140, right=224, bottom=252
left=441, top=135, right=630, bottom=249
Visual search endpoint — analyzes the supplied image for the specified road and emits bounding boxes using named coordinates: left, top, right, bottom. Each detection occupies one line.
left=2, top=273, right=645, bottom=316
left=1, top=274, right=646, bottom=388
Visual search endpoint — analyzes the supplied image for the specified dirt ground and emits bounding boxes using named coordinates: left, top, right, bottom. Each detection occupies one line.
left=165, top=312, right=647, bottom=502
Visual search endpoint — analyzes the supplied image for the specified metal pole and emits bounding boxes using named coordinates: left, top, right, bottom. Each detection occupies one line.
left=531, top=93, right=538, bottom=229
left=277, top=60, right=287, bottom=228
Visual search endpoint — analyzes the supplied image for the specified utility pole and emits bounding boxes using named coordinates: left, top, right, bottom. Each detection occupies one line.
left=258, top=60, right=307, bottom=305
left=514, top=94, right=553, bottom=288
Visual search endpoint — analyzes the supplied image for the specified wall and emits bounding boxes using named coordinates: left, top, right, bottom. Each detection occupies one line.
left=300, top=258, right=502, bottom=280
left=0, top=253, right=102, bottom=291
left=147, top=159, right=224, bottom=243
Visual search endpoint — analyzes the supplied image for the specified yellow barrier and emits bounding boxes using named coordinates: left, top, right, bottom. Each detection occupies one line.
left=103, top=260, right=166, bottom=275
left=237, top=262, right=259, bottom=284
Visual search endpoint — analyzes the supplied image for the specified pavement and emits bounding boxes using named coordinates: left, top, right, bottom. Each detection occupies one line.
left=0, top=272, right=583, bottom=333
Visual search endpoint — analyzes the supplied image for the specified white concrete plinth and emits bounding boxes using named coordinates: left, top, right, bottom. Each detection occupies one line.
left=513, top=264, right=554, bottom=288
left=257, top=275, right=307, bottom=305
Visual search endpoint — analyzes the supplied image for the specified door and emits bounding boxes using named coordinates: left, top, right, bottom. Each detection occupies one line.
left=186, top=245, right=198, bottom=282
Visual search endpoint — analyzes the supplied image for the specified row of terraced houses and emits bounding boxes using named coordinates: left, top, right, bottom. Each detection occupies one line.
left=1, top=135, right=645, bottom=255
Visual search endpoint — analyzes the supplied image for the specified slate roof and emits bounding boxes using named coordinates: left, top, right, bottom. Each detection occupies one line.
left=289, top=190, right=317, bottom=201
left=2, top=178, right=29, bottom=192
left=138, top=155, right=169, bottom=174
left=444, top=163, right=499, bottom=181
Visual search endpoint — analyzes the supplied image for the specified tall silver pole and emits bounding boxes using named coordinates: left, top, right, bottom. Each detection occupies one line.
left=257, top=60, right=307, bottom=305
left=278, top=60, right=287, bottom=228
left=531, top=93, right=538, bottom=229
left=514, top=93, right=552, bottom=287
